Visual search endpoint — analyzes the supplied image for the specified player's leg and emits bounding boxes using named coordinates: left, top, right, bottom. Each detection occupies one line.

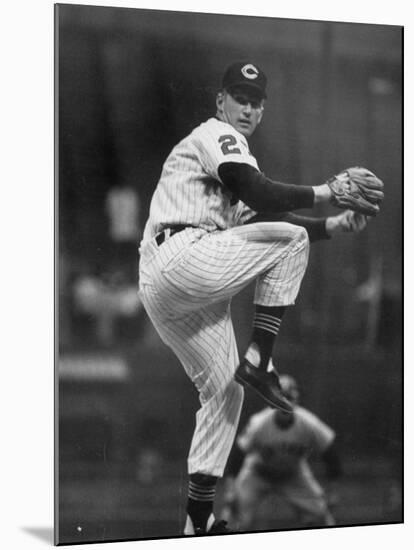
left=138, top=223, right=307, bottom=532
left=145, top=222, right=309, bottom=410
left=229, top=222, right=310, bottom=409
left=282, top=464, right=335, bottom=527
left=145, top=224, right=308, bottom=310
left=168, top=304, right=244, bottom=534
left=139, top=282, right=243, bottom=534
left=245, top=304, right=286, bottom=371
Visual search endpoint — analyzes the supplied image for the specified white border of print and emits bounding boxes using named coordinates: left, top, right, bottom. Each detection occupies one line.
left=2, top=1, right=410, bottom=549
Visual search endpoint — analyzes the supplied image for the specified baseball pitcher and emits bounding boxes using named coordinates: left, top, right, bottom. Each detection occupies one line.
left=138, top=61, right=383, bottom=535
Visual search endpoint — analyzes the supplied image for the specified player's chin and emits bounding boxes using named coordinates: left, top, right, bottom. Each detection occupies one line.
left=237, top=122, right=254, bottom=137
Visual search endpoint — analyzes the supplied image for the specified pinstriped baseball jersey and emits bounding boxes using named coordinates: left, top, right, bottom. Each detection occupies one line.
left=142, top=117, right=257, bottom=241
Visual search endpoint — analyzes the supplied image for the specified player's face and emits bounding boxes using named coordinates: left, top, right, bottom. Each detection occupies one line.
left=216, top=88, right=264, bottom=137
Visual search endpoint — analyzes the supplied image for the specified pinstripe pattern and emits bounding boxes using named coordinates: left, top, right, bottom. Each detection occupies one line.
left=139, top=116, right=310, bottom=477
left=141, top=223, right=308, bottom=309
left=141, top=118, right=257, bottom=241
left=139, top=223, right=309, bottom=476
left=139, top=280, right=244, bottom=476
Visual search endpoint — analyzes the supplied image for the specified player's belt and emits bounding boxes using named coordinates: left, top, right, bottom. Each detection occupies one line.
left=155, top=225, right=193, bottom=246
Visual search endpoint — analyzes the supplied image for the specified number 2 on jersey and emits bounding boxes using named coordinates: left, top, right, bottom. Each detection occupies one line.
left=219, top=134, right=241, bottom=155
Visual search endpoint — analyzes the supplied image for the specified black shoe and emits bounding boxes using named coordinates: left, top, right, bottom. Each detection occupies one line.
left=195, top=520, right=230, bottom=535
left=235, top=359, right=293, bottom=413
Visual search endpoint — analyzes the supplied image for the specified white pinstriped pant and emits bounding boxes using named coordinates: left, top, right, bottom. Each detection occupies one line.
left=138, top=223, right=309, bottom=477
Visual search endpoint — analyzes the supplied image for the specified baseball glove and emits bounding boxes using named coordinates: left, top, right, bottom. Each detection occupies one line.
left=326, top=167, right=384, bottom=216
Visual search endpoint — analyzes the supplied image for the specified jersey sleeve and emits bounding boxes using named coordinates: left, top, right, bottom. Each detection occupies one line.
left=194, top=120, right=258, bottom=182
left=299, top=407, right=336, bottom=453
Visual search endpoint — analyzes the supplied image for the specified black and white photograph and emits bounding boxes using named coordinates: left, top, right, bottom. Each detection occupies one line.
left=2, top=1, right=410, bottom=549
left=53, top=2, right=404, bottom=546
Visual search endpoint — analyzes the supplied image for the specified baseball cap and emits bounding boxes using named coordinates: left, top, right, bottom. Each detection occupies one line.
left=222, top=61, right=267, bottom=99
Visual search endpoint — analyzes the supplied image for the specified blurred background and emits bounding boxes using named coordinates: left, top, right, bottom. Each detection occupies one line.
left=56, top=4, right=402, bottom=545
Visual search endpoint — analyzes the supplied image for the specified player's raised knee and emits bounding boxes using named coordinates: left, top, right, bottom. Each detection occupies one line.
left=283, top=224, right=309, bottom=254
left=292, top=224, right=309, bottom=244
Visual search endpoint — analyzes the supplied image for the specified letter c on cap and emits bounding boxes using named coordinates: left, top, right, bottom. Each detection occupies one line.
left=241, top=64, right=259, bottom=80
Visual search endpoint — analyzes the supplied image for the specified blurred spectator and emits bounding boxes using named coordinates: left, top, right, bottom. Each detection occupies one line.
left=355, top=272, right=402, bottom=349
left=106, top=184, right=141, bottom=242
left=72, top=268, right=143, bottom=347
left=105, top=184, right=141, bottom=279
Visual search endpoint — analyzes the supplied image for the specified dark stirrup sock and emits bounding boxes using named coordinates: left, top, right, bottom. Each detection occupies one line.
left=187, top=473, right=218, bottom=530
left=250, top=305, right=286, bottom=370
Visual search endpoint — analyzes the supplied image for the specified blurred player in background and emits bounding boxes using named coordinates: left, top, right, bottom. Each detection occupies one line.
left=222, top=375, right=342, bottom=530
left=138, top=60, right=380, bottom=536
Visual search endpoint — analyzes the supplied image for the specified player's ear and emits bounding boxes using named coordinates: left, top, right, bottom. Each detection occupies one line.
left=216, top=91, right=225, bottom=112
left=257, top=102, right=265, bottom=125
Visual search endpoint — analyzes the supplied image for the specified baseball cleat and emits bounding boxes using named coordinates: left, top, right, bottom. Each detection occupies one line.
left=204, top=519, right=230, bottom=534
left=184, top=514, right=230, bottom=535
left=235, top=359, right=293, bottom=413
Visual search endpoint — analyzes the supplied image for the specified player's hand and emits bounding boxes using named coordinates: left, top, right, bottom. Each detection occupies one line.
left=325, top=210, right=368, bottom=236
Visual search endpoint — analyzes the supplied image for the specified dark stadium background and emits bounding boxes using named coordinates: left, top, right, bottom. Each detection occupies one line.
left=55, top=4, right=403, bottom=545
